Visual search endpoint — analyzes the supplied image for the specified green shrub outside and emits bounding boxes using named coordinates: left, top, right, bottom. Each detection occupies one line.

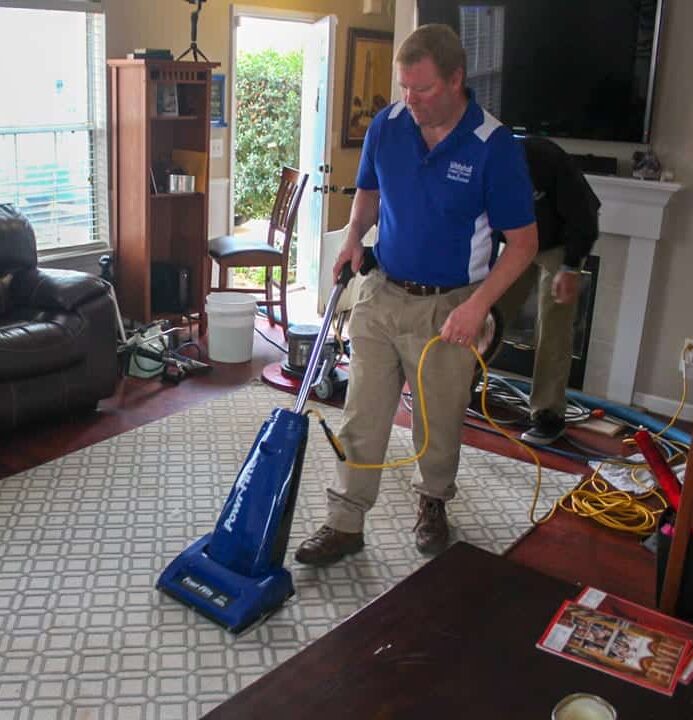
left=234, top=49, right=303, bottom=288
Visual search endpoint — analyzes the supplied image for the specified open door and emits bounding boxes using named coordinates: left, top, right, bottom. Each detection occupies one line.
left=226, top=8, right=335, bottom=300
left=296, top=15, right=337, bottom=293
left=226, top=4, right=239, bottom=231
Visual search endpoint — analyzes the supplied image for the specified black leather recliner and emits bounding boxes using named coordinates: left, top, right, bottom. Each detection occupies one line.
left=0, top=205, right=118, bottom=430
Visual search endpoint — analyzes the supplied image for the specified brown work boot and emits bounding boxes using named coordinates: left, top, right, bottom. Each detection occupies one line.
left=414, top=495, right=449, bottom=555
left=294, top=525, right=364, bottom=566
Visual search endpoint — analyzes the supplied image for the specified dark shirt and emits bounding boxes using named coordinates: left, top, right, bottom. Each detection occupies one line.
left=498, top=137, right=601, bottom=268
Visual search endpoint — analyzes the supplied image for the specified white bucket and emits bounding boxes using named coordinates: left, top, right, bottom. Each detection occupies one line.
left=206, top=292, right=257, bottom=363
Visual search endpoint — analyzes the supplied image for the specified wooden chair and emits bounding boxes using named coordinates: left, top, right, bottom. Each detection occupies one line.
left=208, top=166, right=308, bottom=338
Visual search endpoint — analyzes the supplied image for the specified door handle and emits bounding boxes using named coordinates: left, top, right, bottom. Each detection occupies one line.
left=313, top=185, right=329, bottom=194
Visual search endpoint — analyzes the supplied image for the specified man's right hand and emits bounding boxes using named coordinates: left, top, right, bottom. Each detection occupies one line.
left=333, top=241, right=364, bottom=284
left=552, top=269, right=581, bottom=304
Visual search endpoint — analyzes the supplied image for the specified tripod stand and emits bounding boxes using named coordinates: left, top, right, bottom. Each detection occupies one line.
left=177, top=0, right=210, bottom=62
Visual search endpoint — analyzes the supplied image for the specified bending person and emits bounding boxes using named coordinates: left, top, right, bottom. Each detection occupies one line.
left=495, top=136, right=600, bottom=445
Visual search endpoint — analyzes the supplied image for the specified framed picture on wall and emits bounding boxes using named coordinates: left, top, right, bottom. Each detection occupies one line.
left=342, top=28, right=394, bottom=148
left=210, top=74, right=227, bottom=127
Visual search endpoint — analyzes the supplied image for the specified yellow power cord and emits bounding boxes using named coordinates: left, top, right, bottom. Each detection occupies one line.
left=559, top=476, right=666, bottom=535
left=310, top=336, right=549, bottom=526
left=309, top=334, right=689, bottom=533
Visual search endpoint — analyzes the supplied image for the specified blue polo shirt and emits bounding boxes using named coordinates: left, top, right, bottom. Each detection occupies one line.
left=356, top=91, right=535, bottom=286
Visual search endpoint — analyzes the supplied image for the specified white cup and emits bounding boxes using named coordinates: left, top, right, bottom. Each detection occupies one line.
left=552, top=693, right=617, bottom=720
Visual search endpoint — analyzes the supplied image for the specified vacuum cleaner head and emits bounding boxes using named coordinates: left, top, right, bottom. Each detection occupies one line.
left=157, top=408, right=308, bottom=632
left=157, top=533, right=294, bottom=632
left=157, top=264, right=356, bottom=633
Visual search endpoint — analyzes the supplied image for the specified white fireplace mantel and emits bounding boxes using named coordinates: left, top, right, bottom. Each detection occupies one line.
left=585, top=174, right=682, bottom=406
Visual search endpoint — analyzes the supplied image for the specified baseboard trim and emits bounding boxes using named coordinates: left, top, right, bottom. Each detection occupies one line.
left=632, top=391, right=693, bottom=423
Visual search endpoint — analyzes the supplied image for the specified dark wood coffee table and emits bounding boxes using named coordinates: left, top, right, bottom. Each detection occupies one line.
left=203, top=542, right=693, bottom=719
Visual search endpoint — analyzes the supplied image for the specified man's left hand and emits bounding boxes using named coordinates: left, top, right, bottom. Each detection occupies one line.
left=440, top=297, right=489, bottom=347
left=552, top=270, right=581, bottom=304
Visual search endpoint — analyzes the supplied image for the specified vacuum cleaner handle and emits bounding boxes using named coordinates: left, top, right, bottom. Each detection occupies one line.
left=293, top=264, right=357, bottom=414
left=335, top=245, right=377, bottom=287
left=337, top=261, right=354, bottom=287
left=293, top=246, right=376, bottom=413
left=360, top=246, right=377, bottom=276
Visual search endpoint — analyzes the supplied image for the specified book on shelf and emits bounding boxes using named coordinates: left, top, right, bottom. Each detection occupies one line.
left=537, top=598, right=690, bottom=695
left=127, top=48, right=173, bottom=60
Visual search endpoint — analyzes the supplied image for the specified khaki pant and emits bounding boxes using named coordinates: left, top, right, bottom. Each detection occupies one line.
left=326, top=270, right=479, bottom=533
left=495, top=246, right=579, bottom=419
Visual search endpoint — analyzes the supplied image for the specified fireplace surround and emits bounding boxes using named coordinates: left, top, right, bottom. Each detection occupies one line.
left=567, top=174, right=680, bottom=405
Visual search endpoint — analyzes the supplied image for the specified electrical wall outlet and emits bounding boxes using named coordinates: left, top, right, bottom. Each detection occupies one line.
left=210, top=138, right=224, bottom=159
left=679, top=337, right=693, bottom=376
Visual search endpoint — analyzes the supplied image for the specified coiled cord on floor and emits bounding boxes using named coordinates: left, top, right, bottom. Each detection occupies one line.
left=563, top=355, right=690, bottom=535
left=559, top=475, right=667, bottom=534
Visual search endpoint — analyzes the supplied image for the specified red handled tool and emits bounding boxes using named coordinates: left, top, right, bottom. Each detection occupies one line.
left=633, top=429, right=682, bottom=510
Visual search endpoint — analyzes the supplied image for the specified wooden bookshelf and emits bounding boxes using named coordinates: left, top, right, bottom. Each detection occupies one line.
left=108, top=58, right=219, bottom=333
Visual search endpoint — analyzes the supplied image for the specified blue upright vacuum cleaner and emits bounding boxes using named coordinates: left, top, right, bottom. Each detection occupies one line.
left=156, top=264, right=355, bottom=632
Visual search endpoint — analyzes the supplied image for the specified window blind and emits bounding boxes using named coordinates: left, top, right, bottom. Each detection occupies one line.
left=0, top=5, right=108, bottom=254
left=0, top=1, right=101, bottom=12
left=459, top=6, right=505, bottom=117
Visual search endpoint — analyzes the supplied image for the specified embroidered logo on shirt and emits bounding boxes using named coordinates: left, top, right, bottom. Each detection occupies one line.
left=446, top=161, right=473, bottom=183
left=533, top=189, right=546, bottom=201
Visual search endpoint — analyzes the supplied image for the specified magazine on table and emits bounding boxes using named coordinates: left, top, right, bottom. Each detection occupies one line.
left=537, top=599, right=690, bottom=695
left=576, top=586, right=693, bottom=684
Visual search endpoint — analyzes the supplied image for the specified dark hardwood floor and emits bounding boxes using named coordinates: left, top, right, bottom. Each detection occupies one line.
left=0, top=323, right=285, bottom=478
left=2, top=318, right=688, bottom=612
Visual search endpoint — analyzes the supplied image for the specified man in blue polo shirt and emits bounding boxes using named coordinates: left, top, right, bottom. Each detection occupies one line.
left=295, top=24, right=538, bottom=566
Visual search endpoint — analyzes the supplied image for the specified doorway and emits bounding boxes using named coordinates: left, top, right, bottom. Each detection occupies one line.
left=227, top=8, right=336, bottom=317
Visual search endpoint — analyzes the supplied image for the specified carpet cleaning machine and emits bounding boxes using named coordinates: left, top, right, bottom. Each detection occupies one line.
left=279, top=322, right=349, bottom=401
left=156, top=264, right=357, bottom=632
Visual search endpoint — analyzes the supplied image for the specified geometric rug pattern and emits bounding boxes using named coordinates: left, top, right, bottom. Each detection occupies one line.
left=0, top=381, right=580, bottom=719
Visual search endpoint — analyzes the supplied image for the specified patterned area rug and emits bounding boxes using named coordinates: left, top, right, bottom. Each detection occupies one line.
left=0, top=382, right=580, bottom=719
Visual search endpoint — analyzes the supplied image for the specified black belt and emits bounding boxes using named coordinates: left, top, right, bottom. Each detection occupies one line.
left=386, top=276, right=463, bottom=297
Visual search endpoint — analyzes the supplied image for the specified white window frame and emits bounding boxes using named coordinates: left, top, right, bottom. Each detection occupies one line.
left=0, top=0, right=109, bottom=259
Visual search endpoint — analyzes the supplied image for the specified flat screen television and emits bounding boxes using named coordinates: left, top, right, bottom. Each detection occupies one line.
left=416, top=0, right=666, bottom=143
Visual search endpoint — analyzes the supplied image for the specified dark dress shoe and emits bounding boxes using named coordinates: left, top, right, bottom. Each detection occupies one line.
left=520, top=410, right=566, bottom=446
